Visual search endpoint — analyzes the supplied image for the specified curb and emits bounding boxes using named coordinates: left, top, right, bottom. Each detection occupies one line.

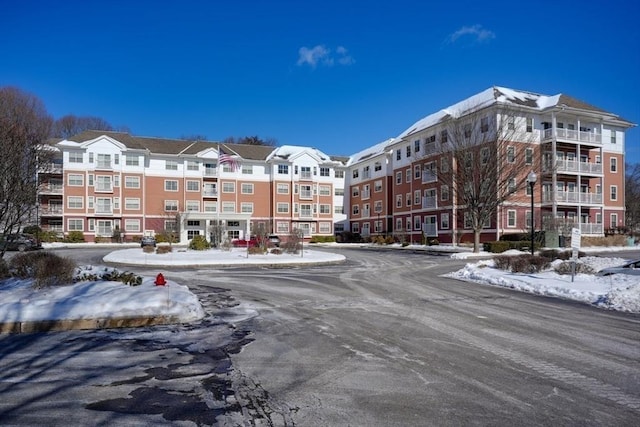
left=0, top=315, right=182, bottom=334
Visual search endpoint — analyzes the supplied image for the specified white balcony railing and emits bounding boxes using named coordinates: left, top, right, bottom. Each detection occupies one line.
left=544, top=159, right=603, bottom=175
left=422, top=196, right=437, bottom=209
left=300, top=171, right=312, bottom=180
left=422, top=170, right=437, bottom=184
left=204, top=167, right=217, bottom=176
left=543, top=128, right=601, bottom=144
left=203, top=190, right=218, bottom=197
left=40, top=205, right=63, bottom=216
left=542, top=191, right=603, bottom=204
left=40, top=183, right=63, bottom=194
left=299, top=190, right=313, bottom=199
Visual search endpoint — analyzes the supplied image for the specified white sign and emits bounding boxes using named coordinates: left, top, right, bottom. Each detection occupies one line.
left=571, top=228, right=581, bottom=249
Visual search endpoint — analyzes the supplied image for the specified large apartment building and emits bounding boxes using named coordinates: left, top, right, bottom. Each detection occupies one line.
left=37, top=131, right=348, bottom=243
left=345, top=87, right=634, bottom=245
left=35, top=87, right=633, bottom=246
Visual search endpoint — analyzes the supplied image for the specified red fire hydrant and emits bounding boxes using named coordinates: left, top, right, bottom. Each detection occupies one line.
left=154, top=273, right=166, bottom=286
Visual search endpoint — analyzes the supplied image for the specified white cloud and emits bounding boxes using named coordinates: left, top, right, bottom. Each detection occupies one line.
left=446, top=24, right=496, bottom=44
left=297, top=45, right=354, bottom=68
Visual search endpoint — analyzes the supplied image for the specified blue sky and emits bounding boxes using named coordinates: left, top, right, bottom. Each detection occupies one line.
left=1, top=0, right=639, bottom=162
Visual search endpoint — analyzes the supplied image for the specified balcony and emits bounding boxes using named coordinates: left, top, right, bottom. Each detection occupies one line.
left=422, top=196, right=437, bottom=209
left=204, top=166, right=217, bottom=176
left=298, top=210, right=313, bottom=219
left=203, top=189, right=218, bottom=197
left=40, top=205, right=63, bottom=216
left=39, top=183, right=63, bottom=194
left=544, top=159, right=602, bottom=175
left=299, top=171, right=313, bottom=180
left=422, top=170, right=437, bottom=184
left=299, top=190, right=313, bottom=200
left=542, top=191, right=603, bottom=205
left=542, top=128, right=601, bottom=145
left=39, top=163, right=63, bottom=174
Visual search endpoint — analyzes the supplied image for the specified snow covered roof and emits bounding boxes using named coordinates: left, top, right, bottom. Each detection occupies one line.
left=398, top=86, right=633, bottom=139
left=267, top=145, right=342, bottom=164
left=347, top=138, right=396, bottom=166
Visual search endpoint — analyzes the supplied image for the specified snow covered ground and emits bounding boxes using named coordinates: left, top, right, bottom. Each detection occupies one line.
left=0, top=245, right=638, bottom=328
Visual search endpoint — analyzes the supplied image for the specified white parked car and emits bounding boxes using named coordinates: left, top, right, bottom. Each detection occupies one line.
left=596, top=259, right=640, bottom=276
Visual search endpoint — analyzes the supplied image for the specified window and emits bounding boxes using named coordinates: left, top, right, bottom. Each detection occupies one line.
left=352, top=205, right=360, bottom=215
left=362, top=184, right=370, bottom=199
left=526, top=117, right=533, bottom=133
left=406, top=145, right=411, bottom=158
left=414, top=215, right=421, bottom=231
left=464, top=212, right=472, bottom=229
left=465, top=152, right=473, bottom=168
left=69, top=152, right=83, bottom=163
left=507, top=146, right=515, bottom=163
left=440, top=130, right=448, bottom=143
left=374, top=200, right=383, bottom=213
left=277, top=164, right=289, bottom=174
left=277, top=183, right=289, bottom=194
left=125, top=198, right=140, bottom=210
left=96, top=220, right=112, bottom=236
left=277, top=203, right=289, bottom=213
left=68, top=174, right=83, bottom=186
left=187, top=160, right=199, bottom=171
left=124, top=154, right=139, bottom=166
left=67, top=196, right=83, bottom=209
left=96, top=176, right=112, bottom=192
left=277, top=221, right=290, bottom=233
left=241, top=183, right=254, bottom=194
left=363, top=165, right=371, bottom=179
left=125, top=219, right=140, bottom=232
left=441, top=185, right=449, bottom=201
left=166, top=160, right=178, bottom=170
left=164, top=180, right=178, bottom=191
left=374, top=180, right=382, bottom=192
left=68, top=219, right=83, bottom=231
left=164, top=200, right=178, bottom=211
left=125, top=176, right=140, bottom=188
left=241, top=202, right=253, bottom=213
left=396, top=195, right=402, bottom=208
left=395, top=218, right=402, bottom=231
left=320, top=167, right=330, bottom=177
left=334, top=205, right=344, bottom=214
left=441, top=213, right=449, bottom=229
left=481, top=117, right=489, bottom=133
left=406, top=168, right=411, bottom=183
left=507, top=116, right=515, bottom=130
left=335, top=188, right=344, bottom=196
left=481, top=148, right=490, bottom=165
left=396, top=149, right=401, bottom=161
left=204, top=202, right=217, bottom=212
left=374, top=161, right=382, bottom=172
left=508, top=178, right=516, bottom=193
left=414, top=140, right=420, bottom=153
left=241, top=165, right=253, bottom=174
left=352, top=169, right=359, bottom=179
left=222, top=202, right=235, bottom=212
left=300, top=184, right=312, bottom=198
left=610, top=157, right=617, bottom=172
left=352, top=187, right=360, bottom=197
left=300, top=166, right=312, bottom=179
left=396, top=171, right=402, bottom=185
left=414, top=164, right=421, bottom=179
left=525, top=148, right=533, bottom=165
left=406, top=218, right=412, bottom=231
left=406, top=193, right=411, bottom=207
left=611, top=213, right=618, bottom=228
left=320, top=204, right=331, bottom=214
left=526, top=211, right=532, bottom=228
left=222, top=182, right=235, bottom=193
left=440, top=157, right=449, bottom=173
left=186, top=200, right=200, bottom=211
left=464, top=123, right=472, bottom=138
left=611, top=130, right=617, bottom=144
left=319, top=185, right=331, bottom=196
left=319, top=222, right=332, bottom=233
left=507, top=210, right=516, bottom=227
left=187, top=180, right=200, bottom=192
left=352, top=222, right=360, bottom=233
left=610, top=185, right=618, bottom=201
left=95, top=198, right=112, bottom=214
left=414, top=190, right=421, bottom=205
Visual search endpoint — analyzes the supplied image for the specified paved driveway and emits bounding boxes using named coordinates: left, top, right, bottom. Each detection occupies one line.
left=0, top=247, right=638, bottom=426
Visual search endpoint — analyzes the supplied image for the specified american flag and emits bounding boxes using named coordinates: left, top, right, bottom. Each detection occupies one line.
left=218, top=147, right=239, bottom=172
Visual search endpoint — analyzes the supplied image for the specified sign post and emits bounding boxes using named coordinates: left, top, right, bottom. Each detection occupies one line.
left=570, top=228, right=581, bottom=282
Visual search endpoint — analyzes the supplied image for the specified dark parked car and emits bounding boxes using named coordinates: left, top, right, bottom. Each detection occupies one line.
left=596, top=259, right=640, bottom=276
left=0, top=233, right=42, bottom=252
left=140, top=236, right=157, bottom=247
left=267, top=234, right=281, bottom=247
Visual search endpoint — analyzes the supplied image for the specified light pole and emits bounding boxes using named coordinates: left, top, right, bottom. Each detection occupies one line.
left=528, top=171, right=537, bottom=255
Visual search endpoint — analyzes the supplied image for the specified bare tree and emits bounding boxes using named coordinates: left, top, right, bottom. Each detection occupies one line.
left=0, top=86, right=53, bottom=258
left=626, top=162, right=640, bottom=232
left=436, top=105, right=537, bottom=252
left=51, top=114, right=122, bottom=138
left=222, top=135, right=277, bottom=146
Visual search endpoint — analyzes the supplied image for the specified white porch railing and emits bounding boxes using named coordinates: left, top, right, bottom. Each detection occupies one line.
left=542, top=191, right=603, bottom=204
left=543, top=128, right=601, bottom=144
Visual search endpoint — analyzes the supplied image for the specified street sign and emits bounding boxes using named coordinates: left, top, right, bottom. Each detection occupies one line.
left=571, top=228, right=581, bottom=250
